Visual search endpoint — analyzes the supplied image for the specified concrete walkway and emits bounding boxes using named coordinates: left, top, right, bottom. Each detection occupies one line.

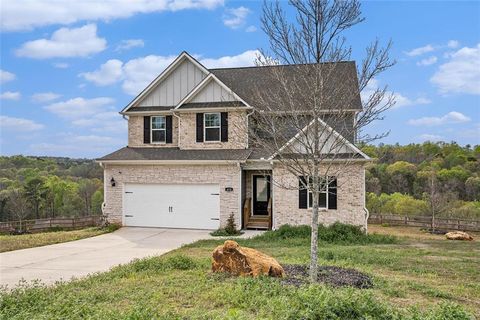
left=0, top=228, right=212, bottom=288
left=0, top=227, right=264, bottom=288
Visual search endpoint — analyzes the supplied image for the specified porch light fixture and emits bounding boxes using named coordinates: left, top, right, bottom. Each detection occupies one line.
left=110, top=177, right=116, bottom=187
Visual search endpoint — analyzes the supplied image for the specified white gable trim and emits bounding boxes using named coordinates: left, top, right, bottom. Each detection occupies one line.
left=267, top=117, right=370, bottom=161
left=175, top=73, right=253, bottom=109
left=120, top=51, right=209, bottom=114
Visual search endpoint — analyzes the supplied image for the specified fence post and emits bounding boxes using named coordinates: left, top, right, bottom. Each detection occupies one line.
left=404, top=216, right=407, bottom=225
left=457, top=219, right=460, bottom=230
left=380, top=215, right=383, bottom=225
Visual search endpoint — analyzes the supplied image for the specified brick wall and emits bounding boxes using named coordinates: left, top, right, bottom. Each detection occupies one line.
left=128, top=111, right=248, bottom=150
left=128, top=115, right=179, bottom=147
left=272, top=163, right=367, bottom=229
left=178, top=111, right=248, bottom=149
left=103, top=164, right=241, bottom=228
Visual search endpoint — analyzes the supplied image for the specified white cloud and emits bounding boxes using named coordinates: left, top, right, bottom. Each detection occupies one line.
left=53, top=62, right=69, bottom=69
left=416, top=56, right=437, bottom=66
left=122, top=55, right=177, bottom=95
left=29, top=134, right=124, bottom=157
left=245, top=25, right=257, bottom=32
left=361, top=79, right=431, bottom=109
left=44, top=97, right=115, bottom=119
left=223, top=6, right=250, bottom=29
left=0, top=115, right=44, bottom=131
left=0, top=91, right=21, bottom=100
left=0, top=70, right=16, bottom=83
left=405, top=44, right=435, bottom=57
left=430, top=44, right=480, bottom=95
left=115, top=39, right=144, bottom=51
left=418, top=134, right=443, bottom=142
left=1, top=0, right=224, bottom=31
left=80, top=59, right=124, bottom=86
left=16, top=24, right=106, bottom=59
left=408, top=111, right=471, bottom=126
left=82, top=50, right=260, bottom=95
left=200, top=50, right=259, bottom=68
left=447, top=40, right=459, bottom=48
left=31, top=92, right=61, bottom=103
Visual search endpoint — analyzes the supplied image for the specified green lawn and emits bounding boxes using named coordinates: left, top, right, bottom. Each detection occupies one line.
left=0, top=224, right=478, bottom=319
left=0, top=225, right=119, bottom=252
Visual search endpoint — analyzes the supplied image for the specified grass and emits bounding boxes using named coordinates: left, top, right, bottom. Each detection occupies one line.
left=0, top=224, right=478, bottom=319
left=0, top=224, right=120, bottom=252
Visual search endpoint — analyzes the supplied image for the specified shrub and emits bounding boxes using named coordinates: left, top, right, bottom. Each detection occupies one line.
left=210, top=214, right=243, bottom=236
left=255, top=223, right=397, bottom=245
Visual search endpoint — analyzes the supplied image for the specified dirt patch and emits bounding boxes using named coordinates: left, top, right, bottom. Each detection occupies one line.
left=282, top=264, right=373, bottom=289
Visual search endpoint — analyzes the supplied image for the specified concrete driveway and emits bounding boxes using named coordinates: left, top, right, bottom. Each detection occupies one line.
left=0, top=227, right=212, bottom=288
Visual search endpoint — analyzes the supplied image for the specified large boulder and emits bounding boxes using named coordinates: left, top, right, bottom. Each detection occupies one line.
left=445, top=231, right=473, bottom=241
left=212, top=240, right=285, bottom=277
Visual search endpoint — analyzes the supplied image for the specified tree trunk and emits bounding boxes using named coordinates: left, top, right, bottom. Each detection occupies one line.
left=310, top=187, right=319, bottom=282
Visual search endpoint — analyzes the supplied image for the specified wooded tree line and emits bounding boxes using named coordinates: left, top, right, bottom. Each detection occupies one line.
left=363, top=142, right=480, bottom=219
left=0, top=156, right=104, bottom=222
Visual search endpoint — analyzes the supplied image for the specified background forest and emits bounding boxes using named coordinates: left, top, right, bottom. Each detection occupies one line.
left=0, top=141, right=479, bottom=222
left=0, top=156, right=103, bottom=222
left=364, top=142, right=480, bottom=219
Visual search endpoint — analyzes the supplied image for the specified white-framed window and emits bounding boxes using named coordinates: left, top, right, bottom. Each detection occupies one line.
left=151, top=116, right=166, bottom=143
left=204, top=113, right=221, bottom=142
left=308, top=179, right=328, bottom=209
left=307, top=177, right=337, bottom=209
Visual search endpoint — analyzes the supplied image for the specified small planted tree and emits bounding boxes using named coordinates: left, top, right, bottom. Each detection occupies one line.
left=250, top=0, right=395, bottom=281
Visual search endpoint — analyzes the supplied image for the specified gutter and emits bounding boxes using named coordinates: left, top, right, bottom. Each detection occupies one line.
left=95, top=159, right=249, bottom=165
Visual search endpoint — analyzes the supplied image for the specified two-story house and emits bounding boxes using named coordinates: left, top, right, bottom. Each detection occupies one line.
left=97, top=51, right=371, bottom=230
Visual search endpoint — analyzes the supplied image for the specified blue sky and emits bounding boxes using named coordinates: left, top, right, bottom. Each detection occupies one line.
left=1, top=0, right=479, bottom=158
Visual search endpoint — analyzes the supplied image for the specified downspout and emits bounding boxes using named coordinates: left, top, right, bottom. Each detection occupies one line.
left=362, top=166, right=369, bottom=234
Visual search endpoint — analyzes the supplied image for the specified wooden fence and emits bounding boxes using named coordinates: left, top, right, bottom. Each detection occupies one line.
left=0, top=215, right=103, bottom=234
left=368, top=214, right=479, bottom=232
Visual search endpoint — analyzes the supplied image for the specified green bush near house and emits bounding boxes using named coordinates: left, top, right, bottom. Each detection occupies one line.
left=255, top=223, right=397, bottom=245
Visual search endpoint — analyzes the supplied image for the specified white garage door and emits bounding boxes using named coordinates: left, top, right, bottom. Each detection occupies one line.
left=123, top=183, right=220, bottom=229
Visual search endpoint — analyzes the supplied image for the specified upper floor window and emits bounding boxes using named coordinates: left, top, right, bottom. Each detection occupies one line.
left=204, top=113, right=221, bottom=142
left=151, top=116, right=166, bottom=143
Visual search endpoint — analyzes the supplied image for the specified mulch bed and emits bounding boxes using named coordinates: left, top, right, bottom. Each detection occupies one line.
left=281, top=264, right=373, bottom=289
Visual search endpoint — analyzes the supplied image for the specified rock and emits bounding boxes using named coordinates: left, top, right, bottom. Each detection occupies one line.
left=212, top=240, right=285, bottom=277
left=445, top=231, right=473, bottom=241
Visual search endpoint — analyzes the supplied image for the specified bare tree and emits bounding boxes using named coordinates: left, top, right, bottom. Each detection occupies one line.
left=424, top=171, right=454, bottom=233
left=249, top=0, right=395, bottom=281
left=7, top=188, right=30, bottom=232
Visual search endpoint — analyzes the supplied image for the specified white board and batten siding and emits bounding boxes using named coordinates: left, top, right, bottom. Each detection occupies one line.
left=190, top=78, right=237, bottom=103
left=123, top=183, right=220, bottom=230
left=139, top=59, right=207, bottom=107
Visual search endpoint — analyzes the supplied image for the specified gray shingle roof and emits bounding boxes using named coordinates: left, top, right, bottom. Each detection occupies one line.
left=97, top=147, right=252, bottom=161
left=211, top=62, right=362, bottom=111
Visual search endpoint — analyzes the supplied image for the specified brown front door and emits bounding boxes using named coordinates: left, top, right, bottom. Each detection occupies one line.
left=252, top=175, right=270, bottom=215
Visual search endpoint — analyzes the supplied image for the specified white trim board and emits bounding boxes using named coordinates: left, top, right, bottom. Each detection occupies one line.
left=121, top=52, right=209, bottom=114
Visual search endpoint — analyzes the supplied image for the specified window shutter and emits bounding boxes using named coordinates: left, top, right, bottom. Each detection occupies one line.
left=166, top=115, right=173, bottom=143
left=299, top=176, right=308, bottom=209
left=328, top=177, right=337, bottom=210
left=221, top=112, right=228, bottom=142
left=143, top=116, right=151, bottom=144
left=196, top=113, right=204, bottom=142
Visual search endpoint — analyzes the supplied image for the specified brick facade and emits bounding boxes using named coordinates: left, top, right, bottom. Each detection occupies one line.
left=128, top=115, right=179, bottom=147
left=103, top=164, right=242, bottom=227
left=128, top=111, right=248, bottom=150
left=272, top=163, right=367, bottom=229
left=178, top=111, right=248, bottom=149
